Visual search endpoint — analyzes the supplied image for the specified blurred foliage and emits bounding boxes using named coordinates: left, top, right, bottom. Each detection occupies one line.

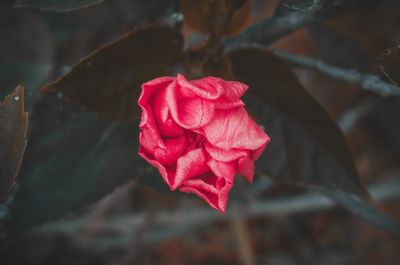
left=41, top=25, right=183, bottom=121
left=1, top=0, right=400, bottom=263
left=228, top=48, right=368, bottom=197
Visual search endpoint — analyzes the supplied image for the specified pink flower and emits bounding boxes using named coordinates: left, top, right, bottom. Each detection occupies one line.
left=138, top=74, right=270, bottom=212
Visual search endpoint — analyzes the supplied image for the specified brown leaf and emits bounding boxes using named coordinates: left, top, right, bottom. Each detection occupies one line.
left=379, top=45, right=400, bottom=86
left=41, top=25, right=183, bottom=121
left=180, top=0, right=251, bottom=36
left=202, top=56, right=235, bottom=80
left=228, top=48, right=369, bottom=199
left=0, top=85, right=29, bottom=201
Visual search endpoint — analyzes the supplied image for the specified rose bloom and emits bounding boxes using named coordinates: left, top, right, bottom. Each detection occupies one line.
left=138, top=74, right=270, bottom=212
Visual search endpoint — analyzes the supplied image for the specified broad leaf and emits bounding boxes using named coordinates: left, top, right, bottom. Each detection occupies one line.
left=15, top=0, right=106, bottom=11
left=228, top=48, right=369, bottom=198
left=0, top=86, right=28, bottom=201
left=0, top=9, right=53, bottom=103
left=379, top=45, right=400, bottom=86
left=180, top=0, right=250, bottom=36
left=10, top=94, right=146, bottom=230
left=41, top=25, right=183, bottom=121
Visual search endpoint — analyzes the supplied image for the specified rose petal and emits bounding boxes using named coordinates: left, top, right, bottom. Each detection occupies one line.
left=214, top=98, right=245, bottom=110
left=207, top=159, right=236, bottom=183
left=155, top=135, right=188, bottom=166
left=177, top=74, right=224, bottom=100
left=237, top=155, right=255, bottom=183
left=180, top=173, right=233, bottom=213
left=167, top=81, right=215, bottom=129
left=138, top=76, right=175, bottom=127
left=138, top=146, right=175, bottom=188
left=204, top=141, right=247, bottom=162
left=221, top=80, right=248, bottom=100
left=139, top=106, right=164, bottom=154
left=173, top=148, right=209, bottom=190
left=153, top=83, right=184, bottom=137
left=203, top=107, right=270, bottom=151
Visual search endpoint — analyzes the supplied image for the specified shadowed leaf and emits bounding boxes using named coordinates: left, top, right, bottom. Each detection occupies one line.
left=10, top=93, right=146, bottom=230
left=202, top=56, right=235, bottom=80
left=228, top=48, right=369, bottom=198
left=0, top=9, right=53, bottom=102
left=0, top=86, right=28, bottom=201
left=15, top=0, right=107, bottom=11
left=379, top=45, right=400, bottom=86
left=180, top=0, right=250, bottom=36
left=41, top=25, right=183, bottom=121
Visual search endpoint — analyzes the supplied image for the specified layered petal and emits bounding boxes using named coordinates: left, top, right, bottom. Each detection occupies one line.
left=139, top=106, right=164, bottom=154
left=203, top=107, right=270, bottom=151
left=167, top=80, right=215, bottom=129
left=177, top=74, right=224, bottom=100
left=173, top=148, right=209, bottom=190
left=237, top=155, right=255, bottom=183
left=221, top=80, right=248, bottom=100
left=180, top=173, right=233, bottom=213
left=207, top=159, right=236, bottom=183
left=153, top=82, right=184, bottom=137
left=138, top=76, right=175, bottom=125
left=155, top=135, right=188, bottom=165
left=204, top=141, right=247, bottom=162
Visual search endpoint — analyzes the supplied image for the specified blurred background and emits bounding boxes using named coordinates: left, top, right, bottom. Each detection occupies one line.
left=1, top=0, right=400, bottom=264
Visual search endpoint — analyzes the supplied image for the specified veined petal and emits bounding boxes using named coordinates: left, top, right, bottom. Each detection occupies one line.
left=180, top=173, right=233, bottom=213
left=153, top=82, right=184, bottom=137
left=167, top=81, right=215, bottom=129
left=155, top=135, right=188, bottom=165
left=177, top=74, right=224, bottom=100
left=214, top=98, right=245, bottom=110
left=139, top=106, right=164, bottom=154
left=173, top=148, right=209, bottom=190
left=203, top=107, right=269, bottom=151
left=237, top=155, right=255, bottom=183
left=221, top=80, right=248, bottom=100
left=204, top=141, right=247, bottom=162
left=207, top=159, right=236, bottom=183
left=138, top=77, right=175, bottom=109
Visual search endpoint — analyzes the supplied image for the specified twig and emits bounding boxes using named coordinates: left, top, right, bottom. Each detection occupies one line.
left=337, top=100, right=374, bottom=133
left=37, top=176, right=400, bottom=249
left=224, top=12, right=313, bottom=51
left=272, top=49, right=400, bottom=96
left=232, top=218, right=256, bottom=265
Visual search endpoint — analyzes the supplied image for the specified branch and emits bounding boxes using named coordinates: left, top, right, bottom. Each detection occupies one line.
left=223, top=0, right=373, bottom=52
left=272, top=49, right=400, bottom=96
left=224, top=12, right=313, bottom=51
left=37, top=177, right=400, bottom=250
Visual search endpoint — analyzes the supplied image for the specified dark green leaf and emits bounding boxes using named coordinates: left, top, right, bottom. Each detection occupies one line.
left=228, top=48, right=369, bottom=199
left=0, top=86, right=28, bottom=201
left=15, top=0, right=106, bottom=12
left=0, top=9, right=53, bottom=103
left=10, top=94, right=146, bottom=230
left=41, top=25, right=183, bottom=121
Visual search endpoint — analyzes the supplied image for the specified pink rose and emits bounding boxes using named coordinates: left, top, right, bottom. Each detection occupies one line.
left=138, top=74, right=270, bottom=212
